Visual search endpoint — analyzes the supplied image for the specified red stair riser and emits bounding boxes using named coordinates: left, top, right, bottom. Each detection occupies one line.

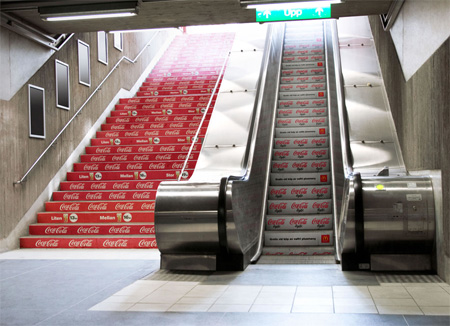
left=136, top=89, right=213, bottom=97
left=139, top=84, right=218, bottom=91
left=271, top=160, right=330, bottom=173
left=280, top=75, right=326, bottom=84
left=142, top=76, right=220, bottom=84
left=281, top=68, right=326, bottom=76
left=282, top=55, right=325, bottom=62
left=279, top=83, right=326, bottom=92
left=269, top=185, right=332, bottom=200
left=66, top=169, right=194, bottom=181
left=273, top=149, right=329, bottom=160
left=20, top=237, right=157, bottom=249
left=278, top=108, right=327, bottom=117
left=278, top=99, right=327, bottom=109
left=45, top=201, right=155, bottom=212
left=96, top=128, right=207, bottom=138
left=29, top=224, right=155, bottom=236
left=274, top=137, right=329, bottom=148
left=60, top=180, right=160, bottom=191
left=150, top=72, right=220, bottom=78
left=37, top=211, right=154, bottom=223
left=80, top=152, right=199, bottom=163
left=52, top=190, right=157, bottom=201
left=105, top=113, right=211, bottom=123
left=151, top=67, right=221, bottom=74
left=113, top=102, right=212, bottom=112
left=145, top=76, right=219, bottom=83
left=100, top=121, right=206, bottom=131
left=283, top=49, right=324, bottom=56
left=85, top=143, right=201, bottom=154
left=268, top=200, right=332, bottom=215
left=73, top=160, right=197, bottom=172
left=90, top=136, right=203, bottom=146
left=120, top=95, right=216, bottom=104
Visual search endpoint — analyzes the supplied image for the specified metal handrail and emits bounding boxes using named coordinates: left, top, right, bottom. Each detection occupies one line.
left=14, top=31, right=163, bottom=185
left=177, top=52, right=230, bottom=181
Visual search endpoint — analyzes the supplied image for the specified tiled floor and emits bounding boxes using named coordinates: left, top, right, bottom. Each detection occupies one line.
left=90, top=280, right=450, bottom=315
left=1, top=249, right=450, bottom=326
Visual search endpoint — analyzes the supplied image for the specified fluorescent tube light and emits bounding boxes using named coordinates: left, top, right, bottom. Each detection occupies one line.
left=44, top=12, right=136, bottom=22
left=247, top=1, right=341, bottom=9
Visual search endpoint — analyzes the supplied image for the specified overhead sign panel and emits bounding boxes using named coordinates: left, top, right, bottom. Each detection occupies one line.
left=255, top=5, right=331, bottom=22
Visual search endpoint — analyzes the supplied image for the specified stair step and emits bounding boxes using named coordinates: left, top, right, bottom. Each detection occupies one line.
left=266, top=215, right=332, bottom=230
left=283, top=42, right=323, bottom=50
left=273, top=137, right=328, bottom=149
left=265, top=230, right=333, bottom=247
left=45, top=201, right=155, bottom=212
left=267, top=199, right=332, bottom=215
left=282, top=55, right=325, bottom=63
left=268, top=185, right=331, bottom=200
left=282, top=61, right=324, bottom=70
left=275, top=127, right=328, bottom=138
left=52, top=190, right=156, bottom=201
left=277, top=107, right=327, bottom=118
left=60, top=180, right=160, bottom=191
left=281, top=67, right=326, bottom=77
left=85, top=143, right=201, bottom=154
left=37, top=211, right=153, bottom=223
left=80, top=152, right=198, bottom=163
left=90, top=136, right=202, bottom=146
left=271, top=160, right=330, bottom=173
left=96, top=128, right=205, bottom=138
left=66, top=169, right=193, bottom=181
left=73, top=161, right=196, bottom=172
left=278, top=98, right=327, bottom=109
left=278, top=90, right=326, bottom=100
left=20, top=236, right=157, bottom=249
left=29, top=223, right=155, bottom=236
left=272, top=148, right=329, bottom=160
left=279, top=82, right=326, bottom=92
left=100, top=121, right=204, bottom=131
left=276, top=117, right=327, bottom=128
left=145, top=76, right=219, bottom=83
left=283, top=49, right=324, bottom=56
left=114, top=102, right=210, bottom=112
left=262, top=246, right=335, bottom=256
left=106, top=113, right=208, bottom=123
left=270, top=172, right=330, bottom=186
left=119, top=94, right=215, bottom=104
left=280, top=75, right=326, bottom=85
left=136, top=88, right=213, bottom=97
left=142, top=80, right=218, bottom=87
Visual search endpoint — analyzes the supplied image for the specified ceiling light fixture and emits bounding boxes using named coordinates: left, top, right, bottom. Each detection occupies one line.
left=39, top=2, right=139, bottom=22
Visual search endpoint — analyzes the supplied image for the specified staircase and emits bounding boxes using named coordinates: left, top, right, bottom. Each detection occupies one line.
left=263, top=22, right=334, bottom=257
left=20, top=32, right=235, bottom=249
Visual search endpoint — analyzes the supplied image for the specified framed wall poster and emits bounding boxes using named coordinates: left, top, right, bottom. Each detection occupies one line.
left=55, top=60, right=70, bottom=110
left=28, top=85, right=46, bottom=139
left=113, top=32, right=123, bottom=52
left=77, top=40, right=91, bottom=87
left=97, top=31, right=108, bottom=65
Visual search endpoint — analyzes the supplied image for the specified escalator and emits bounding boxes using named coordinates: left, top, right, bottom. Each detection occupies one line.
left=155, top=20, right=437, bottom=272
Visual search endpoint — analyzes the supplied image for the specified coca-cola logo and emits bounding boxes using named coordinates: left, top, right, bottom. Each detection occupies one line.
left=117, top=147, right=133, bottom=153
left=293, top=150, right=308, bottom=157
left=138, top=239, right=157, bottom=248
left=296, top=109, right=309, bottom=115
left=77, top=226, right=100, bottom=234
left=312, top=150, right=327, bottom=156
left=88, top=203, right=108, bottom=211
left=138, top=147, right=154, bottom=153
left=148, top=163, right=166, bottom=169
left=313, top=202, right=329, bottom=209
left=290, top=218, right=307, bottom=226
left=109, top=192, right=126, bottom=200
left=111, top=125, right=125, bottom=130
left=103, top=239, right=128, bottom=248
left=113, top=182, right=130, bottom=190
left=291, top=188, right=308, bottom=196
left=136, top=182, right=154, bottom=190
left=105, top=164, right=121, bottom=170
left=269, top=203, right=287, bottom=211
left=312, top=217, right=330, bottom=225
left=270, top=188, right=286, bottom=197
left=141, top=202, right=155, bottom=210
left=131, top=124, right=145, bottom=130
left=63, top=193, right=80, bottom=200
left=127, top=163, right=143, bottom=170
left=69, top=183, right=85, bottom=190
left=83, top=164, right=99, bottom=171
left=278, top=119, right=292, bottom=125
left=293, top=162, right=308, bottom=170
left=312, top=118, right=326, bottom=124
left=35, top=239, right=59, bottom=247
left=86, top=193, right=103, bottom=200
left=115, top=203, right=134, bottom=210
left=160, top=146, right=175, bottom=152
left=60, top=203, right=80, bottom=211
left=276, top=140, right=290, bottom=146
left=45, top=226, right=68, bottom=234
left=268, top=218, right=285, bottom=226
left=69, top=239, right=94, bottom=248
left=91, top=156, right=106, bottom=162
left=274, top=151, right=289, bottom=158
left=139, top=226, right=155, bottom=234
left=109, top=226, right=131, bottom=234
left=291, top=202, right=308, bottom=211
left=312, top=162, right=327, bottom=169
left=124, top=131, right=139, bottom=137
left=133, top=192, right=151, bottom=200
left=273, top=162, right=288, bottom=170
left=312, top=138, right=326, bottom=145
left=295, top=119, right=309, bottom=124
left=312, top=187, right=328, bottom=195
left=294, top=139, right=308, bottom=145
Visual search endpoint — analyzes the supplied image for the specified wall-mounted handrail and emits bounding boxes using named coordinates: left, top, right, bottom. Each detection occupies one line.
left=14, top=31, right=163, bottom=185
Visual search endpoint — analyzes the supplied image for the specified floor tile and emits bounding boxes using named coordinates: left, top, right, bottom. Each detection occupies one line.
left=139, top=291, right=184, bottom=304
left=89, top=302, right=134, bottom=311
left=412, top=292, right=450, bottom=307
left=254, top=292, right=295, bottom=305
left=185, top=285, right=228, bottom=298
left=260, top=285, right=297, bottom=295
left=421, top=307, right=450, bottom=316
left=294, top=297, right=333, bottom=306
left=334, top=304, right=378, bottom=314
left=333, top=298, right=374, bottom=306
left=177, top=296, right=218, bottom=304
left=208, top=304, right=251, bottom=312
left=101, top=293, right=147, bottom=303
left=369, top=286, right=412, bottom=299
left=127, top=303, right=172, bottom=312
left=374, top=298, right=418, bottom=306
left=377, top=305, right=423, bottom=315
left=250, top=304, right=292, bottom=313
left=214, top=294, right=258, bottom=305
left=296, top=286, right=332, bottom=298
left=168, top=303, right=212, bottom=312
left=291, top=305, right=334, bottom=313
left=332, top=286, right=372, bottom=299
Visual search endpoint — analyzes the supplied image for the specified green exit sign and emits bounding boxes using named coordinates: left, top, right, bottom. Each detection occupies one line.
left=255, top=5, right=331, bottom=22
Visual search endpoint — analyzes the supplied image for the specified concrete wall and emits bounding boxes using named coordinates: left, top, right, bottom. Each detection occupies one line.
left=368, top=14, right=449, bottom=281
left=0, top=28, right=177, bottom=251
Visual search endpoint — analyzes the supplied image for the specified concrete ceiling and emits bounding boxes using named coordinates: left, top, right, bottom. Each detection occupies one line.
left=1, top=0, right=393, bottom=34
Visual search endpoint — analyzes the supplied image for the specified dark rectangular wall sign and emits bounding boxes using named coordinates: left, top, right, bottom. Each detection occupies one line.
left=28, top=85, right=46, bottom=139
left=55, top=60, right=70, bottom=110
left=78, top=40, right=91, bottom=87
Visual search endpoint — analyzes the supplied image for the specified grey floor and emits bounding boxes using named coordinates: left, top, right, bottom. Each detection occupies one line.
left=1, top=250, right=450, bottom=326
